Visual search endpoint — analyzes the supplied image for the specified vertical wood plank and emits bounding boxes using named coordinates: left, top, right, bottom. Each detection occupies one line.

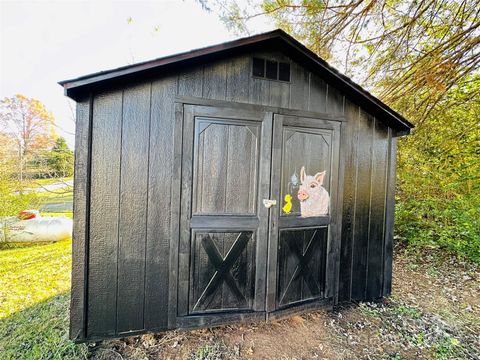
left=87, top=91, right=123, bottom=337
left=266, top=115, right=283, bottom=313
left=351, top=109, right=374, bottom=300
left=326, top=85, right=345, bottom=116
left=144, top=77, right=177, bottom=330
left=289, top=63, right=309, bottom=110
left=198, top=124, right=228, bottom=213
left=366, top=120, right=389, bottom=300
left=177, top=105, right=196, bottom=317
left=324, top=122, right=342, bottom=301
left=269, top=81, right=290, bottom=108
left=332, top=121, right=346, bottom=305
left=70, top=98, right=91, bottom=341
left=253, top=112, right=273, bottom=312
left=226, top=57, right=250, bottom=102
left=249, top=78, right=270, bottom=106
left=383, top=133, right=396, bottom=296
left=116, top=83, right=151, bottom=333
left=308, top=73, right=327, bottom=113
left=225, top=126, right=257, bottom=213
left=338, top=101, right=359, bottom=302
left=178, top=67, right=203, bottom=97
left=203, top=61, right=227, bottom=100
left=168, top=102, right=184, bottom=327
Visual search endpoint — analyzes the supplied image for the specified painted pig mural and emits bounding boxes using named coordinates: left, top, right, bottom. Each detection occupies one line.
left=297, top=166, right=329, bottom=217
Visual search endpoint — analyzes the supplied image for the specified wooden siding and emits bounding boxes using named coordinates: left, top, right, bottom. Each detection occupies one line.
left=145, top=76, right=177, bottom=330
left=70, top=98, right=91, bottom=341
left=88, top=91, right=123, bottom=337
left=79, top=51, right=396, bottom=339
left=338, top=102, right=396, bottom=302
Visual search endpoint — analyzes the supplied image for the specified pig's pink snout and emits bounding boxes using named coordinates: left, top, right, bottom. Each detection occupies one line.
left=297, top=190, right=309, bottom=201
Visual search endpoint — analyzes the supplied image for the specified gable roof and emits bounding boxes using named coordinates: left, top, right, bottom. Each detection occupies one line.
left=59, top=29, right=413, bottom=134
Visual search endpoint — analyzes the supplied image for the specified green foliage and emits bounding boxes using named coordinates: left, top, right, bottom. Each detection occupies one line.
left=396, top=196, right=480, bottom=263
left=191, top=342, right=223, bottom=360
left=359, top=302, right=382, bottom=318
left=393, top=304, right=422, bottom=320
left=0, top=94, right=57, bottom=182
left=210, top=0, right=480, bottom=117
left=208, top=0, right=480, bottom=263
left=46, top=137, right=74, bottom=178
left=190, top=340, right=235, bottom=360
left=0, top=160, right=39, bottom=246
left=0, top=177, right=37, bottom=217
left=434, top=336, right=463, bottom=359
left=396, top=76, right=480, bottom=263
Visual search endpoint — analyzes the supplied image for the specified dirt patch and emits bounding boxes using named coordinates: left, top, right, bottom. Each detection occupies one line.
left=393, top=247, right=479, bottom=331
left=89, top=312, right=349, bottom=360
left=90, top=248, right=479, bottom=359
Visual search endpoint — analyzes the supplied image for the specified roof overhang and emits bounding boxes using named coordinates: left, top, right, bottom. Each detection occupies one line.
left=59, top=29, right=413, bottom=135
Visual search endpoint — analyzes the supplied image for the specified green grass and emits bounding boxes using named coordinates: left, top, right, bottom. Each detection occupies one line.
left=41, top=211, right=73, bottom=219
left=191, top=341, right=232, bottom=360
left=0, top=294, right=87, bottom=359
left=26, top=177, right=73, bottom=188
left=0, top=239, right=87, bottom=359
left=36, top=190, right=73, bottom=204
left=0, top=240, right=72, bottom=319
left=393, top=303, right=422, bottom=319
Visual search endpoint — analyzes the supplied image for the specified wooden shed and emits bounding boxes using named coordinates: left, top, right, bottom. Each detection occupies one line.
left=60, top=30, right=413, bottom=342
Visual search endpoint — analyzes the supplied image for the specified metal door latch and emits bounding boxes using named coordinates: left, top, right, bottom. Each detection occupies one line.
left=263, top=199, right=277, bottom=208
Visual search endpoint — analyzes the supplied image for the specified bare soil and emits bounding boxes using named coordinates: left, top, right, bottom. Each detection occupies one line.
left=90, top=247, right=479, bottom=360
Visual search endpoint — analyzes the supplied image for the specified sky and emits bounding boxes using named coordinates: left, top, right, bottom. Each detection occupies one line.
left=0, top=0, right=271, bottom=148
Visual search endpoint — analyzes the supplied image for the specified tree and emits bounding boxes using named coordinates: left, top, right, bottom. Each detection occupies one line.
left=200, top=1, right=480, bottom=261
left=0, top=94, right=56, bottom=180
left=0, top=151, right=38, bottom=246
left=0, top=133, right=16, bottom=161
left=47, top=137, right=74, bottom=178
left=204, top=0, right=480, bottom=120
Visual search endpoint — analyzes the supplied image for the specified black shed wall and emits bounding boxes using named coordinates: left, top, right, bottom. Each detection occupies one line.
left=71, top=50, right=396, bottom=340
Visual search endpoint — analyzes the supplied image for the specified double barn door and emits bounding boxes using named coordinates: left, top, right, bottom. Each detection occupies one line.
left=177, top=104, right=341, bottom=327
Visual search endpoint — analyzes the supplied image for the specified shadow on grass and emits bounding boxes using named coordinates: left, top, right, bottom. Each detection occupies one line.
left=0, top=292, right=88, bottom=360
left=0, top=240, right=60, bottom=251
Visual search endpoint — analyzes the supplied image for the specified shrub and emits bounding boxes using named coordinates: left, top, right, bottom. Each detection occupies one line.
left=395, top=195, right=480, bottom=263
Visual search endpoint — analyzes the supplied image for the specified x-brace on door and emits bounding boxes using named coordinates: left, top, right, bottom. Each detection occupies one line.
left=266, top=114, right=342, bottom=316
left=176, top=104, right=272, bottom=328
left=175, top=104, right=342, bottom=327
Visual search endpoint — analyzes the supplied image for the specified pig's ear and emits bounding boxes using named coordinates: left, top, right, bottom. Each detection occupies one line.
left=300, top=166, right=306, bottom=183
left=314, top=171, right=326, bottom=185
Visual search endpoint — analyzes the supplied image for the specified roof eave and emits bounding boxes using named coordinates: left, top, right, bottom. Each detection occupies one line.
left=58, top=30, right=285, bottom=93
left=59, top=29, right=414, bottom=134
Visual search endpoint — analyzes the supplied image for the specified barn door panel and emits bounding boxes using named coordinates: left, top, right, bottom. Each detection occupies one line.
left=189, top=230, right=256, bottom=314
left=267, top=114, right=341, bottom=313
left=276, top=227, right=327, bottom=307
left=178, top=105, right=272, bottom=321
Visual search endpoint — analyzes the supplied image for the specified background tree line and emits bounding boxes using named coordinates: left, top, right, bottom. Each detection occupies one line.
left=0, top=94, right=74, bottom=217
left=202, top=0, right=480, bottom=262
left=0, top=94, right=74, bottom=180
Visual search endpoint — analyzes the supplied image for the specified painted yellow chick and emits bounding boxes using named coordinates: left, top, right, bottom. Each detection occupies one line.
left=282, top=194, right=293, bottom=214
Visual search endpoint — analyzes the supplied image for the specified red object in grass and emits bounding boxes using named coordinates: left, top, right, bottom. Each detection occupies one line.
left=18, top=211, right=37, bottom=220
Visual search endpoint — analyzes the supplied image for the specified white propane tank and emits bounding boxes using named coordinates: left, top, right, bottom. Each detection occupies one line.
left=0, top=211, right=72, bottom=243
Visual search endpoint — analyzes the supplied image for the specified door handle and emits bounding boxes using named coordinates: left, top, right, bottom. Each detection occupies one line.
left=263, top=199, right=277, bottom=208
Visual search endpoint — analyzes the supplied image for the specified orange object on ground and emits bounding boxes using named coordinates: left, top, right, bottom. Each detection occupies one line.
left=18, top=210, right=38, bottom=220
